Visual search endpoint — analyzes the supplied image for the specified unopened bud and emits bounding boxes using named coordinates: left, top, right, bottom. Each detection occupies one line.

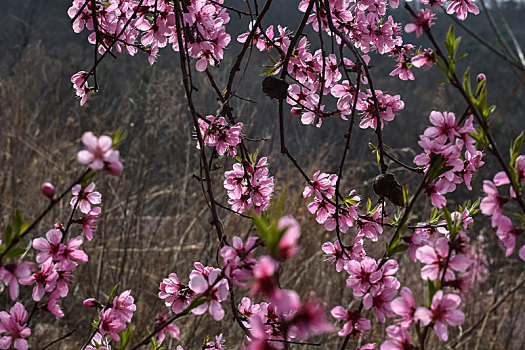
left=41, top=182, right=55, bottom=200
left=476, top=73, right=486, bottom=83
left=83, top=298, right=103, bottom=309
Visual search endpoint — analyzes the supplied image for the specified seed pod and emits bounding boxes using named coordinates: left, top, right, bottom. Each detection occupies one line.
left=373, top=173, right=404, bottom=207
left=262, top=76, right=289, bottom=100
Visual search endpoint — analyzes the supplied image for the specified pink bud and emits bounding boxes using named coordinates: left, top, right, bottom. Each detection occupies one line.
left=105, top=160, right=123, bottom=176
left=41, top=182, right=55, bottom=199
left=83, top=298, right=103, bottom=309
left=476, top=73, right=486, bottom=82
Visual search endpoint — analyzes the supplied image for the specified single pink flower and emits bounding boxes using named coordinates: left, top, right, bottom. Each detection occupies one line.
left=0, top=302, right=31, bottom=350
left=391, top=287, right=415, bottom=328
left=0, top=262, right=33, bottom=301
left=70, top=183, right=101, bottom=214
left=414, top=290, right=465, bottom=341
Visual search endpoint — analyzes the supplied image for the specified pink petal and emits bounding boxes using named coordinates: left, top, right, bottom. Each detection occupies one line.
left=77, top=150, right=94, bottom=165
left=82, top=132, right=98, bottom=149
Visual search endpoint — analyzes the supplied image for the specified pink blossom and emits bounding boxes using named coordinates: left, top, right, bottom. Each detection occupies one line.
left=322, top=240, right=347, bottom=272
left=363, top=286, right=397, bottom=323
left=277, top=216, right=300, bottom=260
left=154, top=312, right=180, bottom=343
left=77, top=132, right=122, bottom=174
left=480, top=180, right=506, bottom=226
left=414, top=291, right=465, bottom=341
left=188, top=263, right=229, bottom=320
left=0, top=302, right=31, bottom=350
left=346, top=257, right=382, bottom=296
left=404, top=9, right=435, bottom=37
left=0, top=262, right=33, bottom=301
left=41, top=182, right=55, bottom=199
left=99, top=308, right=126, bottom=341
left=203, top=333, right=226, bottom=350
left=70, top=183, right=101, bottom=214
left=391, top=287, right=416, bottom=329
left=380, top=325, right=412, bottom=350
left=495, top=215, right=523, bottom=256
left=519, top=245, right=525, bottom=261
left=288, top=300, right=333, bottom=339
left=158, top=273, right=195, bottom=314
left=416, top=238, right=470, bottom=281
left=220, top=236, right=257, bottom=286
left=251, top=256, right=278, bottom=298
left=446, top=0, right=480, bottom=21
left=112, top=290, right=136, bottom=323
left=85, top=333, right=111, bottom=350
left=19, top=258, right=58, bottom=301
left=331, top=307, right=371, bottom=338
left=80, top=206, right=101, bottom=241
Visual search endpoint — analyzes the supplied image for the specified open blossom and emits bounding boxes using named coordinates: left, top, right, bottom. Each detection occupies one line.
left=188, top=263, right=229, bottom=320
left=196, top=115, right=243, bottom=156
left=322, top=240, right=347, bottom=272
left=414, top=291, right=465, bottom=341
left=288, top=300, right=333, bottom=339
left=331, top=307, right=371, bottom=338
left=159, top=273, right=195, bottom=314
left=404, top=9, right=435, bottom=37
left=416, top=238, right=470, bottom=281
left=446, top=0, right=480, bottom=21
left=20, top=258, right=58, bottom=302
left=0, top=262, right=33, bottom=301
left=77, top=132, right=122, bottom=175
left=85, top=332, right=111, bottom=350
left=391, top=287, right=416, bottom=329
left=80, top=206, right=101, bottom=241
left=112, top=290, right=136, bottom=323
left=220, top=236, right=257, bottom=286
left=380, top=326, right=412, bottom=350
left=70, top=183, right=101, bottom=214
left=277, top=216, right=300, bottom=260
left=98, top=290, right=136, bottom=341
left=203, top=334, right=226, bottom=350
left=0, top=303, right=31, bottom=350
left=363, top=286, right=397, bottom=323
left=154, top=312, right=180, bottom=343
left=346, top=257, right=382, bottom=296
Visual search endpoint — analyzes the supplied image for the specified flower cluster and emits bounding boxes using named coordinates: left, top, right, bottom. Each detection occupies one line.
left=224, top=157, right=274, bottom=214
left=84, top=290, right=136, bottom=341
left=196, top=115, right=243, bottom=157
left=68, top=0, right=231, bottom=104
left=414, top=111, right=484, bottom=208
left=481, top=155, right=525, bottom=260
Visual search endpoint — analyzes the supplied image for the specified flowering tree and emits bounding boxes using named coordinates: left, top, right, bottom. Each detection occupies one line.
left=1, top=0, right=524, bottom=349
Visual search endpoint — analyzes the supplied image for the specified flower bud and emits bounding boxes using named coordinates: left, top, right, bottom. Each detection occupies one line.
left=476, top=73, right=486, bottom=82
left=41, top=182, right=55, bottom=200
left=83, top=298, right=103, bottom=309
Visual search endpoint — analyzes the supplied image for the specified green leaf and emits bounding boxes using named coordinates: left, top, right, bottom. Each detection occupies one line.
left=4, top=224, right=13, bottom=245
left=389, top=244, right=408, bottom=256
left=510, top=131, right=524, bottom=166
left=107, top=284, right=120, bottom=304
left=445, top=25, right=456, bottom=58
left=119, top=323, right=134, bottom=350
left=81, top=170, right=97, bottom=189
left=457, top=53, right=469, bottom=59
left=435, top=56, right=449, bottom=76
left=109, top=127, right=127, bottom=149
left=14, top=209, right=24, bottom=236
left=3, top=247, right=27, bottom=259
left=463, top=67, right=472, bottom=98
